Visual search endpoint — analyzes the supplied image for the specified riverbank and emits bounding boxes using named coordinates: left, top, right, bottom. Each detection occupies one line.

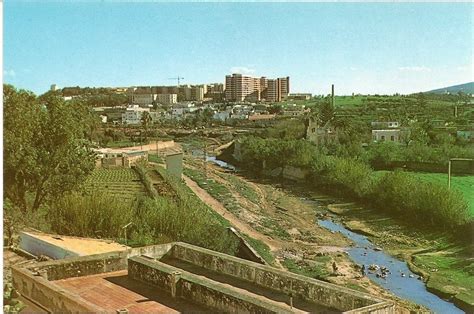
left=182, top=154, right=429, bottom=312
left=326, top=202, right=473, bottom=313
left=217, top=147, right=473, bottom=312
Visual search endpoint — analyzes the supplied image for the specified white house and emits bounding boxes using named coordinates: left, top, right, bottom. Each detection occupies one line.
left=371, top=121, right=399, bottom=129
left=213, top=109, right=232, bottom=122
left=122, top=105, right=150, bottom=125
left=372, top=129, right=401, bottom=142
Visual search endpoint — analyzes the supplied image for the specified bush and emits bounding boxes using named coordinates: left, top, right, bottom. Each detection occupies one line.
left=371, top=171, right=470, bottom=229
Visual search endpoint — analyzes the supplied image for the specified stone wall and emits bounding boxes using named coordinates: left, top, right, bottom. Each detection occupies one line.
left=169, top=243, right=394, bottom=313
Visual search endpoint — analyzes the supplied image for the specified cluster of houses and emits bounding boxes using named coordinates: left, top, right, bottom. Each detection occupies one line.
left=93, top=102, right=311, bottom=125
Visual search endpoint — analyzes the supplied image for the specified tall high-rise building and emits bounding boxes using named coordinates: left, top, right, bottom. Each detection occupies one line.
left=225, top=74, right=289, bottom=102
left=266, top=77, right=290, bottom=102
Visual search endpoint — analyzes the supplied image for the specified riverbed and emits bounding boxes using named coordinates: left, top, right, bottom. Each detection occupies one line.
left=206, top=156, right=464, bottom=313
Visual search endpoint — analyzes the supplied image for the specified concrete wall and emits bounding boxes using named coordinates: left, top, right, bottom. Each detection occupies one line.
left=166, top=153, right=183, bottom=179
left=11, top=266, right=102, bottom=313
left=169, top=243, right=394, bottom=313
left=19, top=232, right=79, bottom=260
left=228, top=227, right=267, bottom=265
left=128, top=256, right=294, bottom=313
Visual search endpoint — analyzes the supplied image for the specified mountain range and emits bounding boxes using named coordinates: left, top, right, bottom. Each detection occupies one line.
left=426, top=82, right=474, bottom=94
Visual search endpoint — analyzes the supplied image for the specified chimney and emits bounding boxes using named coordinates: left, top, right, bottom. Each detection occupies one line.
left=331, top=84, right=335, bottom=107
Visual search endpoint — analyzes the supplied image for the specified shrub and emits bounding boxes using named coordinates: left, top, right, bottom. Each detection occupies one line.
left=371, top=171, right=470, bottom=229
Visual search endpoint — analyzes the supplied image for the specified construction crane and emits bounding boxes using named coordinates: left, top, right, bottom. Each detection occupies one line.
left=168, top=77, right=184, bottom=86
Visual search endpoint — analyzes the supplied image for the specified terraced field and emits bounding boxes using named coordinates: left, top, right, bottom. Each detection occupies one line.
left=83, top=168, right=146, bottom=201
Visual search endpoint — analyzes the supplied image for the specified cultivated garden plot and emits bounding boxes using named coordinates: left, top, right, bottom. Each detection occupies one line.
left=83, top=168, right=146, bottom=200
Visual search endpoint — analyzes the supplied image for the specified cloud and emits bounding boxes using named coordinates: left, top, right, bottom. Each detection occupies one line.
left=349, top=67, right=357, bottom=71
left=230, top=66, right=256, bottom=75
left=398, top=66, right=431, bottom=73
left=3, top=69, right=16, bottom=77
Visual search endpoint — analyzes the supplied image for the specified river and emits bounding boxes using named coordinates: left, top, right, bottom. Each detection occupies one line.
left=206, top=156, right=464, bottom=313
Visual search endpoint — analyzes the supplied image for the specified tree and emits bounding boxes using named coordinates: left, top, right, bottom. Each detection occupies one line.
left=4, top=85, right=96, bottom=212
left=318, top=99, right=334, bottom=126
left=141, top=111, right=152, bottom=141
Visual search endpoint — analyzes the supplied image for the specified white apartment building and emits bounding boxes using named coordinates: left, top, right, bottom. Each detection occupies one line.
left=122, top=106, right=150, bottom=125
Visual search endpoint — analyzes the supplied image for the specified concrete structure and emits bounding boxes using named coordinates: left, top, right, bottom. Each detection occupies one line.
left=165, top=152, right=183, bottom=179
left=281, top=104, right=309, bottom=117
left=122, top=105, right=150, bottom=125
left=306, top=116, right=338, bottom=145
left=288, top=93, right=312, bottom=100
left=213, top=109, right=232, bottom=122
left=19, top=231, right=128, bottom=260
left=156, top=93, right=178, bottom=105
left=372, top=129, right=401, bottom=142
left=131, top=93, right=156, bottom=105
left=50, top=84, right=58, bottom=91
left=248, top=113, right=277, bottom=122
left=225, top=73, right=290, bottom=102
left=12, top=242, right=394, bottom=313
left=95, top=148, right=148, bottom=168
left=371, top=121, right=400, bottom=129
left=267, top=77, right=290, bottom=102
left=205, top=83, right=225, bottom=101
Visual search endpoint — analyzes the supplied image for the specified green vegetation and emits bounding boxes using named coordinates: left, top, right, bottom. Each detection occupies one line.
left=406, top=173, right=474, bottom=215
left=3, top=283, right=26, bottom=313
left=413, top=251, right=474, bottom=308
left=83, top=168, right=146, bottom=201
left=183, top=167, right=242, bottom=214
left=258, top=217, right=291, bottom=240
left=282, top=256, right=331, bottom=280
left=48, top=165, right=239, bottom=255
left=216, top=172, right=261, bottom=205
left=148, top=154, right=164, bottom=164
left=237, top=136, right=472, bottom=232
left=241, top=234, right=275, bottom=265
left=4, top=85, right=96, bottom=213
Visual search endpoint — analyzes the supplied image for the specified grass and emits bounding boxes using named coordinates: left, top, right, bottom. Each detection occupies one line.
left=148, top=154, right=164, bottom=164
left=217, top=172, right=261, bottom=205
left=282, top=256, right=331, bottom=280
left=413, top=251, right=474, bottom=307
left=183, top=167, right=242, bottom=215
left=241, top=234, right=275, bottom=266
left=258, top=217, right=291, bottom=240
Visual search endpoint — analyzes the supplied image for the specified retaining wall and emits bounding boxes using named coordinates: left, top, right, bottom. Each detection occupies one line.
left=168, top=243, right=394, bottom=313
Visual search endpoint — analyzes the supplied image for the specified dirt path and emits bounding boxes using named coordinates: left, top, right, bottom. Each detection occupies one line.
left=183, top=175, right=281, bottom=252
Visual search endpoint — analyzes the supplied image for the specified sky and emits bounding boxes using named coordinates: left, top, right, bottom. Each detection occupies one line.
left=3, top=2, right=473, bottom=95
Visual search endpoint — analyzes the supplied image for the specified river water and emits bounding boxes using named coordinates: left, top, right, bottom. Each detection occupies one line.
left=318, top=219, right=463, bottom=313
left=206, top=156, right=464, bottom=313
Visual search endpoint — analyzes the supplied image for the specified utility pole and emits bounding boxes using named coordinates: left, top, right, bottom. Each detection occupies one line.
left=331, top=84, right=335, bottom=108
left=448, top=159, right=451, bottom=190
left=203, top=142, right=208, bottom=180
